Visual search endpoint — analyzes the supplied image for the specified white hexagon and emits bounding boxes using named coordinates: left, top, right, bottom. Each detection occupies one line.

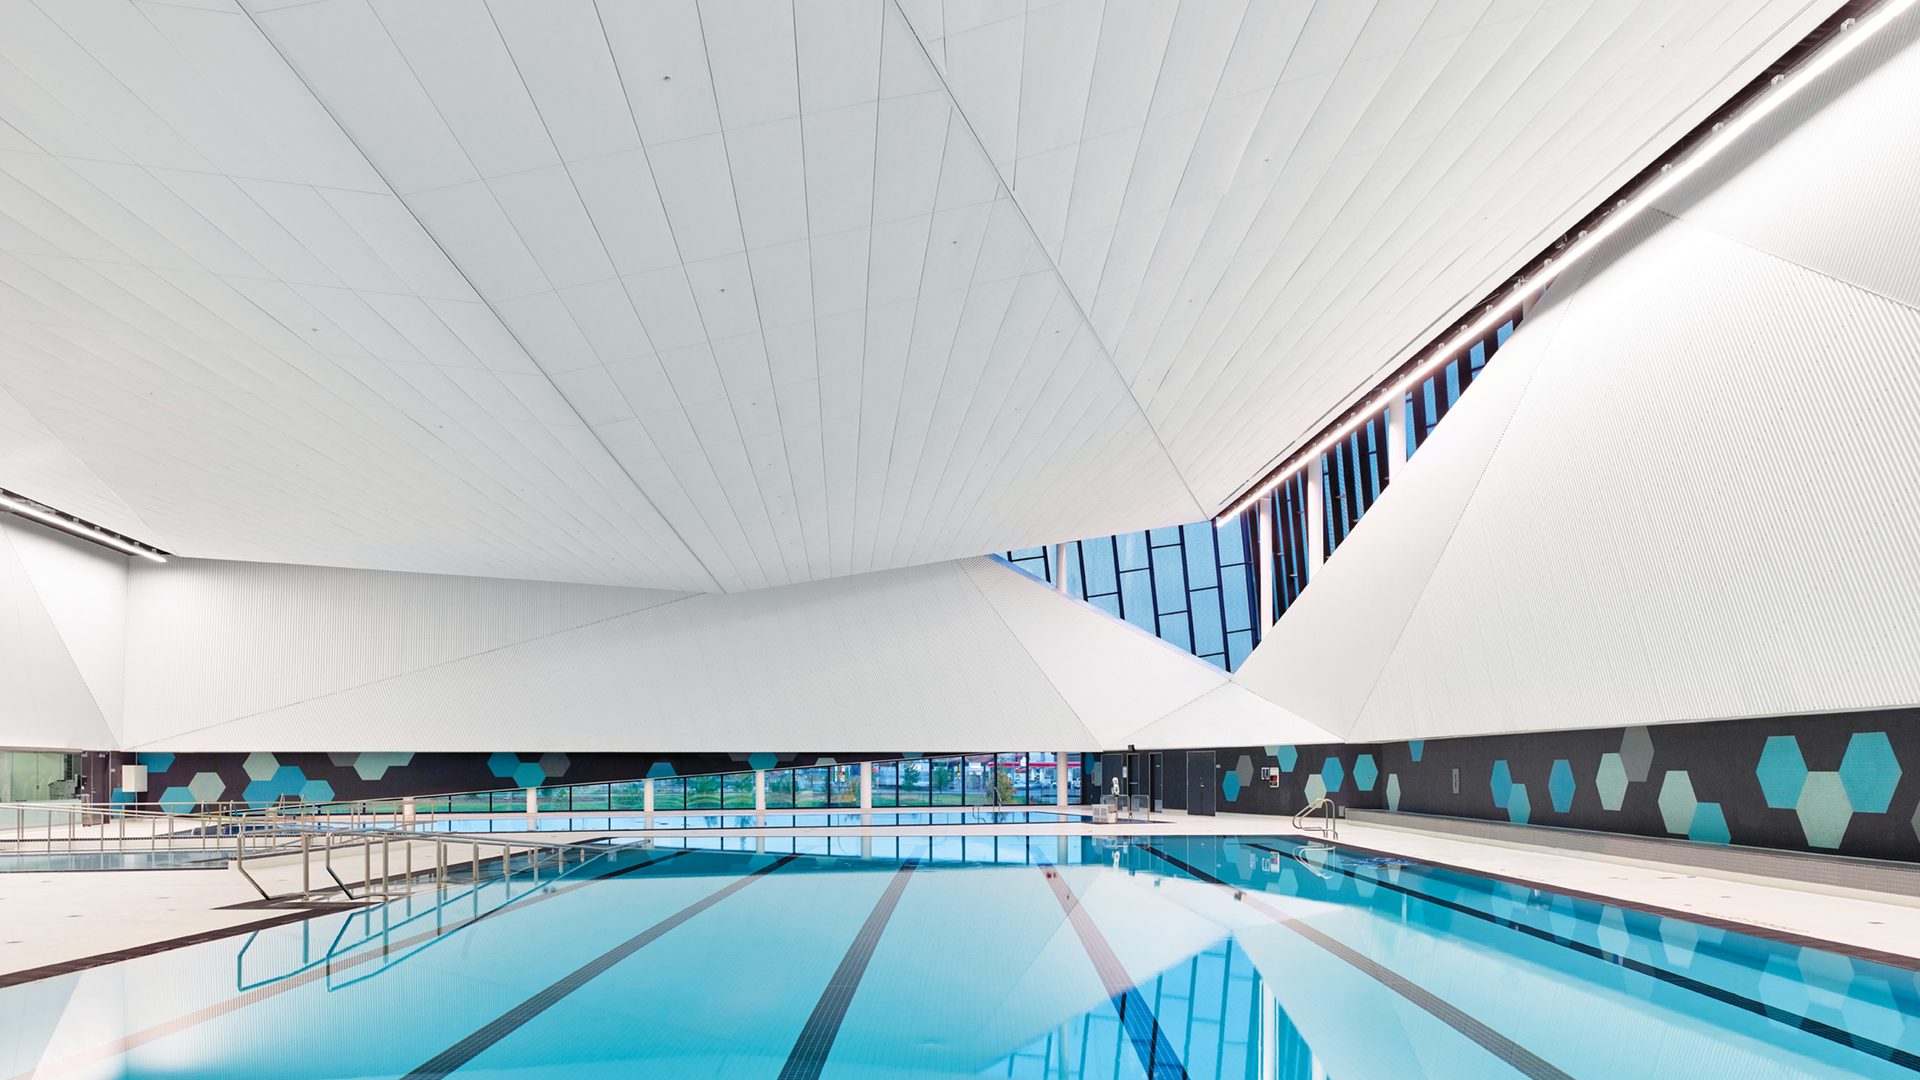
left=242, top=752, right=280, bottom=781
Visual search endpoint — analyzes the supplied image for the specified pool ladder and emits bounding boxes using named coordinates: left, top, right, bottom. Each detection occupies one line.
left=1291, top=796, right=1338, bottom=839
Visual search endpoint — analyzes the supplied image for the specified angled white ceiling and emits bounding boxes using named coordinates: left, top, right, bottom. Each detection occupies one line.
left=0, top=0, right=1835, bottom=592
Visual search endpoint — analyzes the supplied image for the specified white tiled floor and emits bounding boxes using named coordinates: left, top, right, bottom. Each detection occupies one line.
left=4, top=811, right=1917, bottom=981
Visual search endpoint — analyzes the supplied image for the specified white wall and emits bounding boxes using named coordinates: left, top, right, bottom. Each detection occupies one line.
left=120, top=555, right=1300, bottom=752
left=1237, top=9, right=1920, bottom=742
left=0, top=515, right=126, bottom=749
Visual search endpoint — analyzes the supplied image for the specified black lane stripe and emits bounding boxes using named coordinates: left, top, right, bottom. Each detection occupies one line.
left=404, top=853, right=800, bottom=1080
left=1245, top=841, right=1920, bottom=1073
left=1039, top=866, right=1190, bottom=1079
left=1138, top=843, right=1570, bottom=1080
left=777, top=859, right=919, bottom=1080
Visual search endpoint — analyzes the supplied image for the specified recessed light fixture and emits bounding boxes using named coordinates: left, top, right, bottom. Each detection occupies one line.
left=0, top=489, right=168, bottom=563
left=1218, top=0, right=1916, bottom=524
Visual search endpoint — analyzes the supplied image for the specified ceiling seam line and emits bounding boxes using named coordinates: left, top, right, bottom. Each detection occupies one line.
left=237, top=1, right=728, bottom=594
left=885, top=0, right=1209, bottom=520
left=952, top=559, right=1111, bottom=752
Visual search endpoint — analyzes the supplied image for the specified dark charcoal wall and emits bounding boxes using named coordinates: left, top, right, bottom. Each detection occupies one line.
left=90, top=751, right=906, bottom=809
left=1378, top=707, right=1918, bottom=862
left=1158, top=744, right=1386, bottom=817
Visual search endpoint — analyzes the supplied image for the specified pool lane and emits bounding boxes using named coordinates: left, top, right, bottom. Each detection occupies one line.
left=1134, top=835, right=1920, bottom=1080
left=5, top=849, right=779, bottom=1080
left=443, top=852, right=913, bottom=1076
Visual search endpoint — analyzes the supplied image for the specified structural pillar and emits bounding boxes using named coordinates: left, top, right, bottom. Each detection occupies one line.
left=1304, top=456, right=1326, bottom=576
left=859, top=761, right=873, bottom=810
left=642, top=777, right=654, bottom=813
left=524, top=787, right=538, bottom=816
left=1052, top=543, right=1069, bottom=594
left=1056, top=753, right=1070, bottom=807
left=754, top=769, right=766, bottom=811
left=1385, top=395, right=1407, bottom=479
left=1254, top=497, right=1276, bottom=629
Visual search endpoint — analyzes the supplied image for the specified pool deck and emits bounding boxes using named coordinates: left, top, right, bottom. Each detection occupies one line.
left=3, top=810, right=1917, bottom=984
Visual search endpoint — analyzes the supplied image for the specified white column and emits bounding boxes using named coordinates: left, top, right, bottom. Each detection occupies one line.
left=1254, top=497, right=1276, bottom=629
left=1052, top=543, right=1069, bottom=594
left=754, top=770, right=766, bottom=811
left=642, top=777, right=654, bottom=813
left=524, top=787, right=538, bottom=816
left=1385, top=395, right=1407, bottom=478
left=859, top=761, right=873, bottom=810
left=1056, top=753, right=1070, bottom=807
left=1304, top=456, right=1326, bottom=575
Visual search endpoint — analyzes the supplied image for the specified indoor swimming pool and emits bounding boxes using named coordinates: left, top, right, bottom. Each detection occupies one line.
left=3, top=834, right=1914, bottom=1078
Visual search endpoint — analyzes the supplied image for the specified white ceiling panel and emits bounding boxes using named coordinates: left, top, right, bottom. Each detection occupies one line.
left=0, top=0, right=1835, bottom=594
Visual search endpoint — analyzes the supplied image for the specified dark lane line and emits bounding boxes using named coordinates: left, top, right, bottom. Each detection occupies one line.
left=777, top=859, right=920, bottom=1080
left=1039, top=865, right=1190, bottom=1079
left=1242, top=841, right=1920, bottom=1073
left=405, top=853, right=800, bottom=1080
left=1138, top=842, right=1571, bottom=1080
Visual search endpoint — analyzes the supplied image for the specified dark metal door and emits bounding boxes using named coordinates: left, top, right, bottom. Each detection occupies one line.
left=1186, top=751, right=1217, bottom=816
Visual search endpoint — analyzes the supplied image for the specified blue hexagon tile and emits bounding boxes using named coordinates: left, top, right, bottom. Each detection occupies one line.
left=1490, top=760, right=1513, bottom=810
left=1548, top=759, right=1575, bottom=814
left=1837, top=732, right=1899, bottom=814
left=1755, top=736, right=1808, bottom=810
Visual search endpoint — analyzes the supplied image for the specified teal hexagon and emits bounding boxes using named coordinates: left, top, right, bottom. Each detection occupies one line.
left=1490, top=760, right=1513, bottom=809
left=1408, top=740, right=1424, bottom=763
left=157, top=786, right=197, bottom=814
left=187, top=771, right=226, bottom=806
left=242, top=779, right=282, bottom=808
left=242, top=752, right=280, bottom=781
left=511, top=762, right=546, bottom=789
left=1595, top=753, right=1628, bottom=811
left=1688, top=802, right=1731, bottom=844
left=646, top=761, right=677, bottom=778
left=1352, top=754, right=1378, bottom=792
left=1657, top=771, right=1698, bottom=836
left=1320, top=757, right=1345, bottom=794
left=488, top=752, right=521, bottom=779
left=1795, top=772, right=1852, bottom=849
left=1507, top=784, right=1531, bottom=824
left=747, top=753, right=778, bottom=771
left=1548, top=760, right=1575, bottom=814
left=1838, top=732, right=1900, bottom=814
left=299, top=779, right=336, bottom=805
left=271, top=764, right=305, bottom=793
left=138, top=752, right=175, bottom=774
left=1386, top=774, right=1401, bottom=812
left=1756, top=736, right=1808, bottom=810
left=1221, top=771, right=1242, bottom=802
left=1275, top=747, right=1298, bottom=772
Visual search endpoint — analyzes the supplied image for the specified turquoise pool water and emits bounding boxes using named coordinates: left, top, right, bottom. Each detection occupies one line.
left=3, top=834, right=1915, bottom=1078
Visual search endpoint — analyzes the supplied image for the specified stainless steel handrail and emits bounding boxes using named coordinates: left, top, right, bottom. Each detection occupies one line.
left=228, top=819, right=609, bottom=904
left=1291, top=796, right=1338, bottom=839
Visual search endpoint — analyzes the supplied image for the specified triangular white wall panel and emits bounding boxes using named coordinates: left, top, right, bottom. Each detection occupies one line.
left=0, top=517, right=124, bottom=749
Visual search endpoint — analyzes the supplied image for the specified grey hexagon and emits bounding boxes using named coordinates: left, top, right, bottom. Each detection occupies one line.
left=1619, top=726, right=1654, bottom=783
left=538, top=752, right=572, bottom=778
left=327, top=752, right=359, bottom=767
left=1234, top=755, right=1254, bottom=787
left=1911, top=800, right=1920, bottom=845
left=242, top=752, right=280, bottom=781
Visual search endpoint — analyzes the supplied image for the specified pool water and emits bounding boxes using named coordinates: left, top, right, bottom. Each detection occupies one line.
left=4, top=834, right=1915, bottom=1078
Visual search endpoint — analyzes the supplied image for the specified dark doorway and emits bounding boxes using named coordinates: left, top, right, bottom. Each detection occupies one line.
left=1150, top=752, right=1165, bottom=813
left=1186, top=751, right=1217, bottom=816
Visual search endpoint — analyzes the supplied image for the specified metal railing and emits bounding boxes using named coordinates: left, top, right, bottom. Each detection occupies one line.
left=1291, top=796, right=1338, bottom=839
left=232, top=821, right=611, bottom=904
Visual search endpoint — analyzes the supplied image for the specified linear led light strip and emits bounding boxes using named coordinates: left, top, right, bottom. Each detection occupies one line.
left=1219, top=0, right=1916, bottom=525
left=0, top=491, right=167, bottom=562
